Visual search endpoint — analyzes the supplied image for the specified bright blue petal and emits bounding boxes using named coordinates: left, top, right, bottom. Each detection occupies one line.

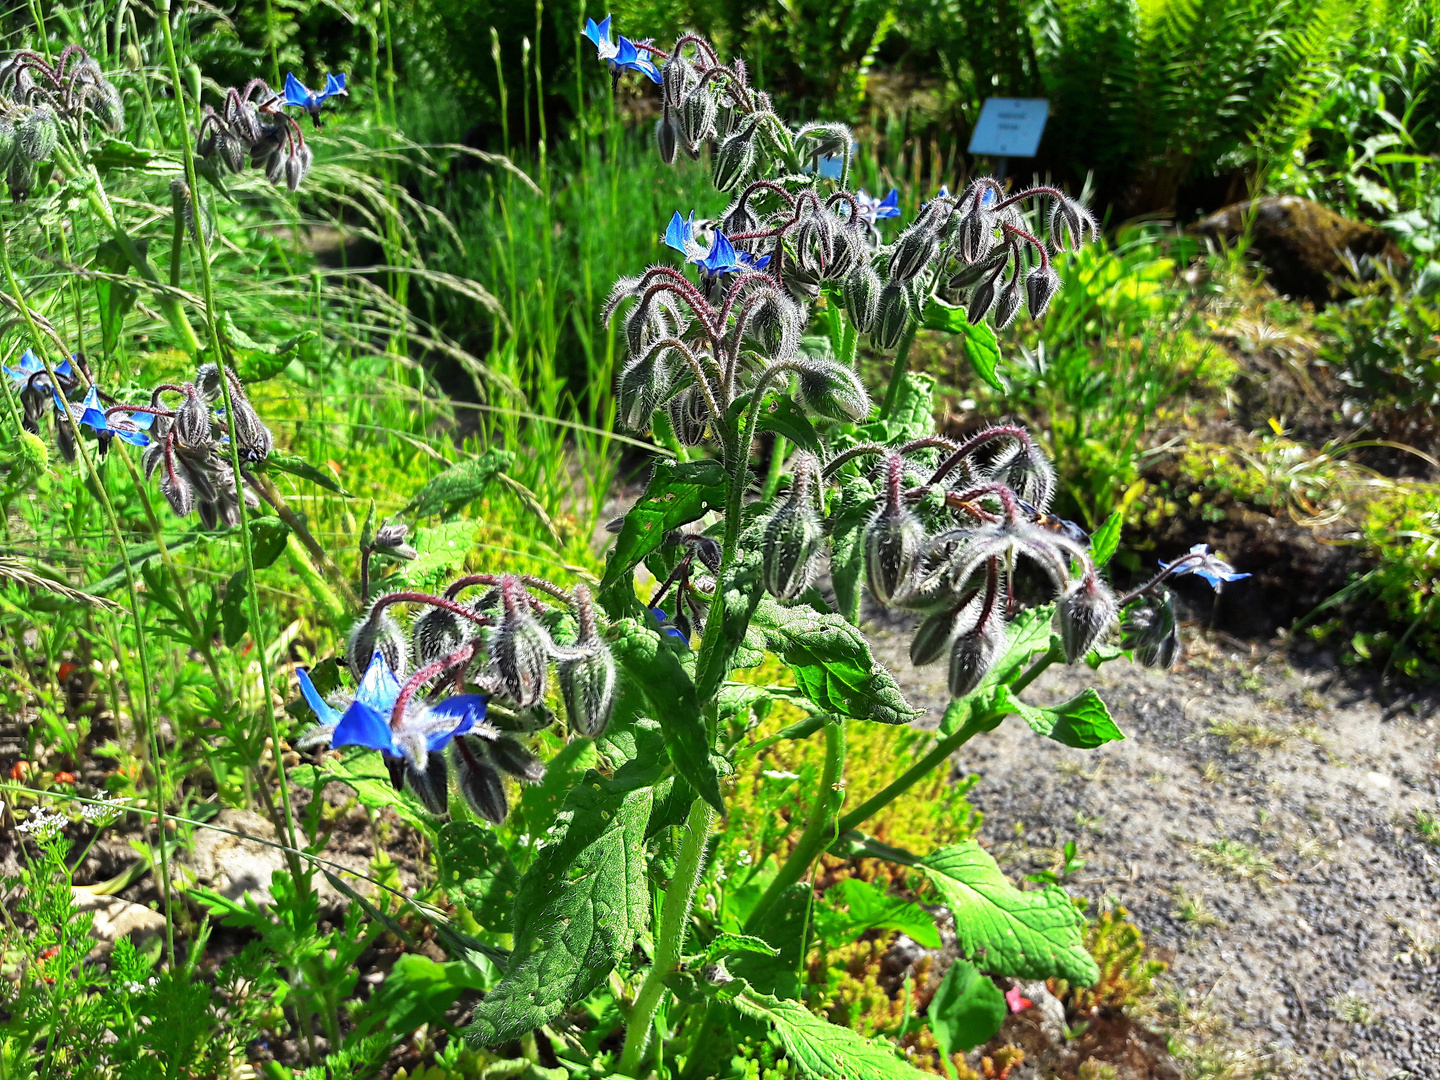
left=78, top=387, right=109, bottom=432
left=699, top=231, right=741, bottom=275
left=878, top=189, right=900, bottom=217
left=324, top=72, right=347, bottom=98
left=297, top=668, right=343, bottom=725
left=115, top=428, right=151, bottom=448
left=55, top=356, right=74, bottom=378
left=425, top=694, right=488, bottom=750
left=664, top=210, right=692, bottom=255
left=583, top=17, right=603, bottom=47
left=598, top=14, right=612, bottom=41
left=354, top=650, right=402, bottom=715
left=614, top=36, right=638, bottom=66
left=332, top=701, right=396, bottom=753
left=51, top=384, right=69, bottom=413
left=5, top=349, right=41, bottom=383
left=283, top=72, right=313, bottom=108
left=126, top=408, right=157, bottom=431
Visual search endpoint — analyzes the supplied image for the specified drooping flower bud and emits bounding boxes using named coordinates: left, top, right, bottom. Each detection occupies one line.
left=887, top=222, right=939, bottom=285
left=993, top=274, right=1023, bottom=329
left=667, top=385, right=710, bottom=446
left=967, top=272, right=998, bottom=324
left=17, top=106, right=57, bottom=163
left=678, top=85, right=718, bottom=154
left=956, top=207, right=996, bottom=264
left=403, top=753, right=450, bottom=816
left=864, top=455, right=926, bottom=605
left=948, top=615, right=1006, bottom=698
left=558, top=585, right=617, bottom=736
left=7, top=155, right=36, bottom=201
left=796, top=360, right=870, bottom=423
left=348, top=607, right=409, bottom=677
left=284, top=142, right=313, bottom=192
left=656, top=108, right=678, bottom=165
left=175, top=386, right=212, bottom=447
left=1025, top=263, right=1061, bottom=318
left=492, top=580, right=552, bottom=707
left=946, top=248, right=1007, bottom=294
left=456, top=737, right=508, bottom=823
left=1048, top=197, right=1097, bottom=252
left=1121, top=593, right=1180, bottom=669
left=989, top=438, right=1056, bottom=511
left=0, top=116, right=15, bottom=164
left=873, top=283, right=913, bottom=350
left=487, top=735, right=547, bottom=784
left=762, top=456, right=824, bottom=600
left=843, top=262, right=882, bottom=332
left=159, top=454, right=195, bottom=517
left=713, top=116, right=759, bottom=192
left=910, top=607, right=961, bottom=667
left=413, top=605, right=466, bottom=666
left=1055, top=572, right=1117, bottom=663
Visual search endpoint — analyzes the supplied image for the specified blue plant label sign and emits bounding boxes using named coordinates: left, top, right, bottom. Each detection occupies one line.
left=968, top=98, right=1049, bottom=158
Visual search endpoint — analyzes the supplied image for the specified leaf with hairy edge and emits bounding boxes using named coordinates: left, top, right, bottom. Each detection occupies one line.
left=928, top=959, right=1006, bottom=1055
left=851, top=372, right=936, bottom=446
left=1089, top=510, right=1123, bottom=567
left=611, top=617, right=725, bottom=814
left=918, top=842, right=1097, bottom=985
left=599, top=459, right=727, bottom=601
left=403, top=449, right=515, bottom=520
left=262, top=452, right=351, bottom=496
left=437, top=821, right=520, bottom=933
left=464, top=780, right=652, bottom=1046
left=722, top=983, right=931, bottom=1079
left=217, top=312, right=317, bottom=383
left=922, top=300, right=1004, bottom=392
left=818, top=878, right=941, bottom=949
left=753, top=600, right=919, bottom=725
left=705, top=932, right=780, bottom=962
left=997, top=685, right=1124, bottom=749
left=827, top=476, right=877, bottom=625
left=757, top=395, right=822, bottom=454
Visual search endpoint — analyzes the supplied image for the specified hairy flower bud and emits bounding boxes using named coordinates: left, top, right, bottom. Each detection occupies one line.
left=989, top=439, right=1056, bottom=511
left=887, top=223, right=939, bottom=285
left=159, top=457, right=195, bottom=517
left=1056, top=573, right=1117, bottom=662
left=948, top=616, right=1006, bottom=698
left=456, top=738, right=508, bottom=823
left=284, top=143, right=313, bottom=192
left=349, top=609, right=409, bottom=676
left=413, top=605, right=466, bottom=666
left=1025, top=263, right=1061, bottom=318
left=655, top=108, right=678, bottom=165
left=1121, top=593, right=1180, bottom=669
left=492, top=592, right=552, bottom=708
left=910, top=607, right=960, bottom=667
left=1048, top=198, right=1097, bottom=252
left=175, top=387, right=212, bottom=447
left=993, top=275, right=1022, bottom=329
left=762, top=459, right=824, bottom=600
left=0, top=115, right=17, bottom=165
left=559, top=642, right=617, bottom=737
left=864, top=480, right=926, bottom=606
left=713, top=117, right=758, bottom=192
left=403, top=753, right=450, bottom=815
left=956, top=208, right=996, bottom=264
left=873, top=283, right=913, bottom=350
left=843, top=262, right=882, bottom=332
left=967, top=272, right=998, bottom=324
left=17, top=106, right=57, bottom=163
left=7, top=155, right=36, bottom=201
left=678, top=85, right=718, bottom=154
left=667, top=384, right=710, bottom=446
left=796, top=360, right=870, bottom=422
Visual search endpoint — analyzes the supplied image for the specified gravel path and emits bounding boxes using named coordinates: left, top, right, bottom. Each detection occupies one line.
left=866, top=611, right=1440, bottom=1078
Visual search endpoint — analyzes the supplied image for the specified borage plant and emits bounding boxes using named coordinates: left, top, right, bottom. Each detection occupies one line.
left=287, top=18, right=1247, bottom=1079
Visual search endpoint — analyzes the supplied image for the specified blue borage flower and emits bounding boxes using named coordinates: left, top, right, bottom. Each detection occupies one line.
left=4, top=349, right=73, bottom=386
left=280, top=71, right=348, bottom=127
left=78, top=387, right=155, bottom=447
left=650, top=606, right=689, bottom=645
left=664, top=210, right=770, bottom=279
left=1160, top=543, right=1251, bottom=590
left=855, top=188, right=900, bottom=227
left=583, top=15, right=661, bottom=83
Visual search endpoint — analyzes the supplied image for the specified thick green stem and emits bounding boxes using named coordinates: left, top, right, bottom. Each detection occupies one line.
left=743, top=717, right=846, bottom=934
left=619, top=796, right=715, bottom=1076
left=831, top=655, right=1054, bottom=840
left=878, top=322, right=917, bottom=420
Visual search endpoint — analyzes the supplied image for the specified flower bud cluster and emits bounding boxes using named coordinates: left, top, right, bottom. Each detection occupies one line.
left=195, top=76, right=335, bottom=192
left=0, top=47, right=123, bottom=200
left=298, top=575, right=618, bottom=823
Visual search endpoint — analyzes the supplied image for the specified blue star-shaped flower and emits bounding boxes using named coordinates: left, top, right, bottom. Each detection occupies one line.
left=856, top=188, right=900, bottom=226
left=305, top=651, right=484, bottom=761
left=1161, top=544, right=1251, bottom=591
left=664, top=211, right=769, bottom=280
left=583, top=15, right=661, bottom=83
left=5, top=349, right=74, bottom=386
left=281, top=72, right=348, bottom=127
left=650, top=606, right=690, bottom=645
left=99, top=398, right=157, bottom=447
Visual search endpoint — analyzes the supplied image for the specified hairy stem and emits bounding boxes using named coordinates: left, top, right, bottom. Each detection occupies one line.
left=619, top=796, right=716, bottom=1076
left=878, top=321, right=917, bottom=420
left=743, top=717, right=846, bottom=933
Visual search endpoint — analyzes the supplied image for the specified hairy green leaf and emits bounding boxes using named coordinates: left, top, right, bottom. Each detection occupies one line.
left=220, top=569, right=249, bottom=647
left=599, top=458, right=727, bottom=601
left=851, top=372, right=936, bottom=446
left=1089, top=510, right=1123, bottom=567
left=292, top=747, right=438, bottom=835
left=1000, top=686, right=1125, bottom=749
left=262, top=452, right=351, bottom=496
left=403, top=449, right=515, bottom=519
left=919, top=841, right=1097, bottom=984
left=705, top=932, right=781, bottom=961
left=724, top=984, right=930, bottom=1079
left=753, top=600, right=919, bottom=724
left=437, top=821, right=520, bottom=933
left=88, top=137, right=179, bottom=174
left=371, top=954, right=492, bottom=1036
left=757, top=395, right=822, bottom=454
left=92, top=239, right=138, bottom=357
left=817, top=878, right=941, bottom=949
left=922, top=300, right=1004, bottom=392
left=611, top=617, right=725, bottom=814
left=928, top=959, right=1006, bottom=1055
left=249, top=517, right=291, bottom=569
left=464, top=781, right=652, bottom=1045
left=217, top=312, right=317, bottom=383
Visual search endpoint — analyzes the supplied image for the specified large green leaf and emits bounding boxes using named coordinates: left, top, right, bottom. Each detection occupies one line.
left=723, top=984, right=931, bottom=1080
left=403, top=449, right=515, bottom=519
left=262, top=452, right=351, bottom=496
left=370, top=954, right=492, bottom=1036
left=922, top=300, right=1004, bottom=392
left=753, top=600, right=919, bottom=725
left=464, top=781, right=653, bottom=1045
left=927, top=959, right=1006, bottom=1055
left=217, top=312, right=316, bottom=384
left=998, top=685, right=1125, bottom=749
left=816, top=878, right=941, bottom=949
left=611, top=616, right=725, bottom=814
left=377, top=522, right=479, bottom=592
left=220, top=569, right=249, bottom=647
left=599, top=459, right=727, bottom=600
left=437, top=821, right=520, bottom=933
left=1089, top=510, right=1123, bottom=568
left=919, top=842, right=1097, bottom=985
left=756, top=395, right=822, bottom=454
left=851, top=372, right=937, bottom=446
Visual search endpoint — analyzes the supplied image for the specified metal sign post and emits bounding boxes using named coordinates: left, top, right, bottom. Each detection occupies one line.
left=968, top=98, right=1049, bottom=182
